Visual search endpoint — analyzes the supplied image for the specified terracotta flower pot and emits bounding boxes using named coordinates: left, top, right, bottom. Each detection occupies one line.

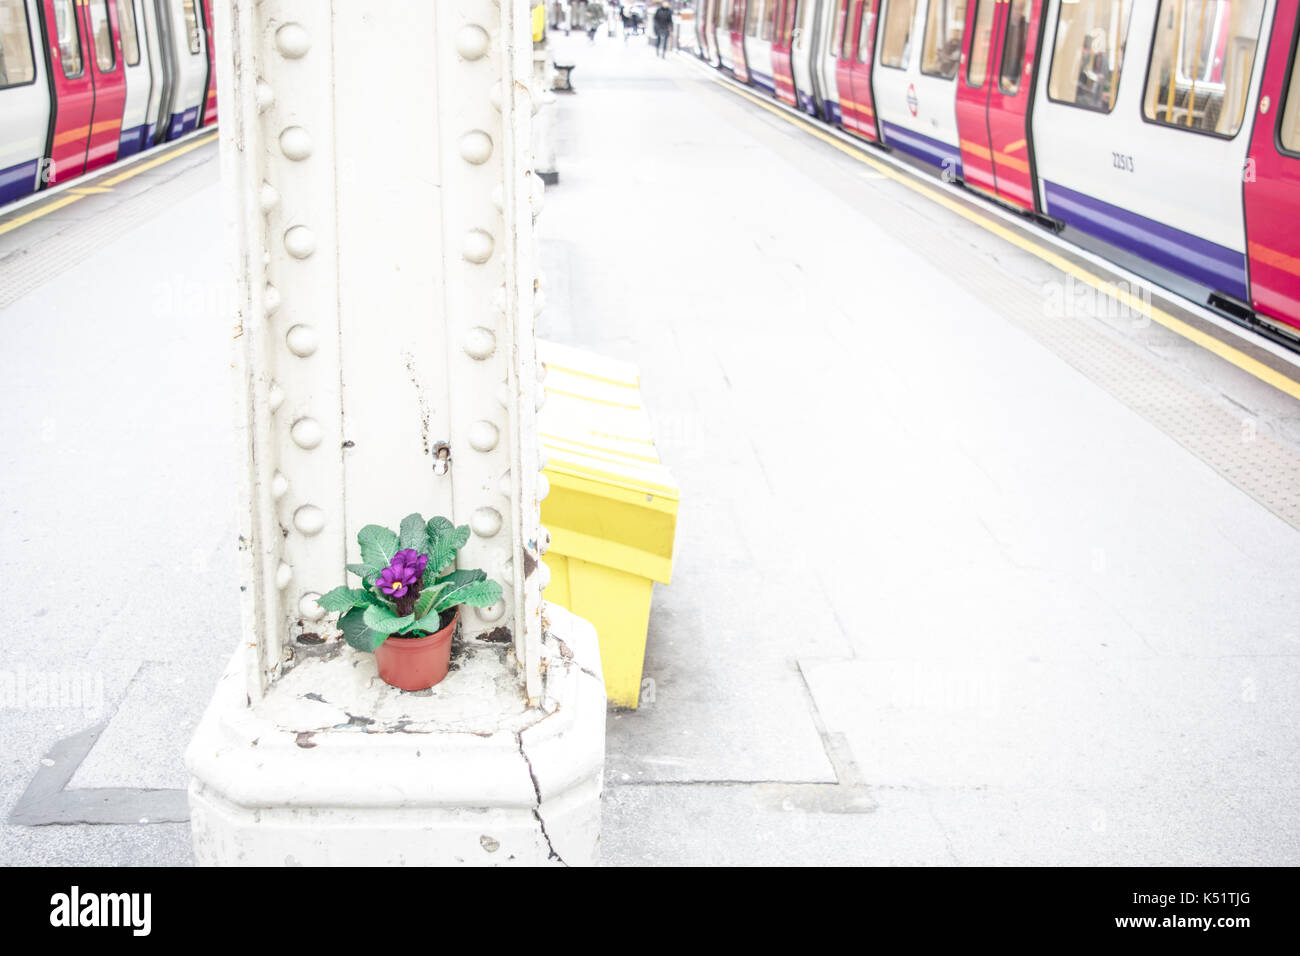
left=374, top=608, right=459, bottom=691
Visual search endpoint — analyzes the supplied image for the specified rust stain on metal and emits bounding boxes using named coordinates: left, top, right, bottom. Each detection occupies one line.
left=403, top=352, right=432, bottom=455
left=479, top=626, right=513, bottom=644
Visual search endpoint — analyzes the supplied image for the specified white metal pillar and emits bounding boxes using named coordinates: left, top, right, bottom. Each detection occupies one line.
left=188, top=0, right=604, bottom=866
left=224, top=0, right=546, bottom=703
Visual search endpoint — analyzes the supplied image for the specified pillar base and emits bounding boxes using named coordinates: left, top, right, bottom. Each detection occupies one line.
left=185, top=604, right=605, bottom=866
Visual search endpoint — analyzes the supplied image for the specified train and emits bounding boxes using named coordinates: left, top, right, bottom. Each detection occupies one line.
left=690, top=0, right=1300, bottom=343
left=0, top=0, right=217, bottom=206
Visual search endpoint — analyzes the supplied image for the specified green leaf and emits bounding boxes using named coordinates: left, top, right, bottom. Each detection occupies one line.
left=402, top=607, right=451, bottom=635
left=425, top=516, right=470, bottom=574
left=340, top=606, right=381, bottom=652
left=436, top=577, right=502, bottom=612
left=358, top=524, right=400, bottom=571
left=318, top=586, right=374, bottom=613
left=398, top=513, right=429, bottom=553
left=363, top=603, right=414, bottom=635
left=432, top=567, right=484, bottom=587
left=346, top=562, right=380, bottom=583
left=412, top=583, right=449, bottom=622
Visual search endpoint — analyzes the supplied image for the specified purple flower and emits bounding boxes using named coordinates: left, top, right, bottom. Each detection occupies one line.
left=376, top=564, right=417, bottom=598
left=376, top=549, right=430, bottom=616
left=393, top=548, right=429, bottom=579
left=378, top=550, right=423, bottom=596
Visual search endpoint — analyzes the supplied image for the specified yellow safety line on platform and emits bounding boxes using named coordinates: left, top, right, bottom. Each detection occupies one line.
left=99, top=131, right=218, bottom=186
left=713, top=78, right=1300, bottom=405
left=0, top=131, right=219, bottom=238
left=0, top=194, right=85, bottom=236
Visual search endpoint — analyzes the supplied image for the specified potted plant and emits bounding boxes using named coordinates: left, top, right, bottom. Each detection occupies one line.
left=318, top=513, right=502, bottom=691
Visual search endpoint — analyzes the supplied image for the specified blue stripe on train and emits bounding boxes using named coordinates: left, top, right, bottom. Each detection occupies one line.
left=118, top=124, right=149, bottom=159
left=824, top=100, right=841, bottom=125
left=0, top=158, right=40, bottom=205
left=797, top=90, right=817, bottom=116
left=167, top=106, right=201, bottom=141
left=880, top=121, right=961, bottom=178
left=1043, top=180, right=1248, bottom=301
left=748, top=68, right=775, bottom=93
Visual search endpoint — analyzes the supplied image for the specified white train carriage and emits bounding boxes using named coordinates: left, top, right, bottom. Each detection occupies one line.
left=872, top=0, right=967, bottom=174
left=116, top=0, right=153, bottom=157
left=811, top=0, right=846, bottom=121
left=716, top=0, right=737, bottom=71
left=0, top=0, right=49, bottom=204
left=155, top=0, right=208, bottom=140
left=1030, top=0, right=1271, bottom=305
left=790, top=0, right=822, bottom=113
left=743, top=0, right=777, bottom=92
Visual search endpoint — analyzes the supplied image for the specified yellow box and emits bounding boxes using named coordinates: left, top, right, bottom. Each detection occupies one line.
left=538, top=340, right=679, bottom=708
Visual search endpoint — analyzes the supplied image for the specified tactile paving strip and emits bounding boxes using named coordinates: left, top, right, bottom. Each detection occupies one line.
left=880, top=188, right=1300, bottom=532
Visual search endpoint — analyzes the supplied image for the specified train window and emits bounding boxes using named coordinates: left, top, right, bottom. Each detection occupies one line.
left=1142, top=0, right=1266, bottom=138
left=88, top=0, right=114, bottom=71
left=857, top=0, right=874, bottom=63
left=841, top=0, right=858, bottom=59
left=0, top=0, right=36, bottom=88
left=998, top=0, right=1030, bottom=94
left=921, top=0, right=968, bottom=79
left=783, top=0, right=799, bottom=45
left=118, top=0, right=141, bottom=67
left=1047, top=0, right=1134, bottom=113
left=760, top=0, right=774, bottom=41
left=966, top=0, right=995, bottom=88
left=1282, top=21, right=1300, bottom=153
left=52, top=0, right=83, bottom=78
left=182, top=0, right=201, bottom=54
left=879, top=0, right=918, bottom=70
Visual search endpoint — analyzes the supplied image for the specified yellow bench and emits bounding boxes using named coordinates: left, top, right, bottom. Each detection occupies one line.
left=538, top=340, right=679, bottom=708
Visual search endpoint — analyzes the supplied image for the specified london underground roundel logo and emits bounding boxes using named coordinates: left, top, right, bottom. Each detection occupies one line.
left=906, top=84, right=918, bottom=116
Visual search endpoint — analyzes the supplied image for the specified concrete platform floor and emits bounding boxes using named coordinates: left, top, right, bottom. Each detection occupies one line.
left=0, top=34, right=1297, bottom=866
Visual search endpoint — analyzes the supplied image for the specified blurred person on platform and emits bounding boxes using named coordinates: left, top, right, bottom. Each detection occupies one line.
left=653, top=2, right=673, bottom=57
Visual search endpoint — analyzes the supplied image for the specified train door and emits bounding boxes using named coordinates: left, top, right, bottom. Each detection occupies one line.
left=743, top=0, right=775, bottom=91
left=731, top=0, right=750, bottom=81
left=140, top=0, right=167, bottom=144
left=845, top=0, right=882, bottom=139
left=1244, top=0, right=1300, bottom=332
left=717, top=0, right=735, bottom=70
left=956, top=0, right=997, bottom=193
left=790, top=0, right=819, bottom=113
left=981, top=0, right=1041, bottom=210
left=199, top=0, right=214, bottom=124
left=814, top=0, right=845, bottom=121
left=772, top=0, right=799, bottom=105
left=81, top=0, right=126, bottom=172
left=156, top=0, right=205, bottom=140
left=40, top=0, right=95, bottom=183
left=0, top=0, right=51, bottom=205
left=698, top=0, right=717, bottom=65
left=835, top=1, right=859, bottom=128
left=117, top=0, right=152, bottom=157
